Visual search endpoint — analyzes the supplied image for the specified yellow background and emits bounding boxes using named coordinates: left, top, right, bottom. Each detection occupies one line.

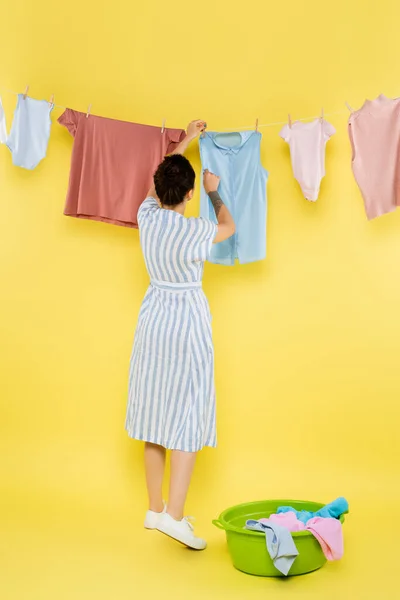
left=1, top=1, right=400, bottom=598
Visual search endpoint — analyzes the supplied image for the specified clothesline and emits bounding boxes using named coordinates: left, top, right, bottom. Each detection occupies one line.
left=0, top=86, right=349, bottom=131
left=0, top=87, right=67, bottom=111
left=217, top=110, right=348, bottom=131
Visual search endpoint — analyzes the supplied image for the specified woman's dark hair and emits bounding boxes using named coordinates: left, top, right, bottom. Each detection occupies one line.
left=154, top=154, right=196, bottom=207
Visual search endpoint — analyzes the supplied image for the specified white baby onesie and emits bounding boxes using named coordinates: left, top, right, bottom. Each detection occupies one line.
left=7, top=94, right=53, bottom=169
left=280, top=119, right=335, bottom=201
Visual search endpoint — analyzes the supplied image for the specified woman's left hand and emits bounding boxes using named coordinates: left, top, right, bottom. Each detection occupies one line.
left=168, top=120, right=207, bottom=157
left=186, top=120, right=206, bottom=141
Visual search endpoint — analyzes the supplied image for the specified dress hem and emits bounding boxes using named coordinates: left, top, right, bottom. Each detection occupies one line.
left=125, top=429, right=217, bottom=452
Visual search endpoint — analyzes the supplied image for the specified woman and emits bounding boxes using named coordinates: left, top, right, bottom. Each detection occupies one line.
left=125, top=120, right=235, bottom=550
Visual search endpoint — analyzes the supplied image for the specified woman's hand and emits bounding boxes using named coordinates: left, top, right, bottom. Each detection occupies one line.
left=204, top=170, right=235, bottom=242
left=186, top=120, right=206, bottom=141
left=203, top=169, right=220, bottom=194
left=169, top=120, right=206, bottom=156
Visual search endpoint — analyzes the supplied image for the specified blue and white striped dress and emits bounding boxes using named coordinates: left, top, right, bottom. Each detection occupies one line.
left=125, top=197, right=218, bottom=452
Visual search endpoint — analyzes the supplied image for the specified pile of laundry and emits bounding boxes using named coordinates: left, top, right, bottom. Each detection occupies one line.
left=245, top=497, right=349, bottom=576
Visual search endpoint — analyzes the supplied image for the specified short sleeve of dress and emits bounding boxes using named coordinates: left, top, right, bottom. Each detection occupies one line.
left=323, top=120, right=336, bottom=140
left=137, top=196, right=159, bottom=226
left=190, top=217, right=218, bottom=262
left=280, top=124, right=291, bottom=143
left=58, top=109, right=80, bottom=136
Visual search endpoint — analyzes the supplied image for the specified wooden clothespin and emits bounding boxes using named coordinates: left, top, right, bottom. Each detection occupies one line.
left=288, top=114, right=292, bottom=128
left=23, top=85, right=29, bottom=100
left=201, top=122, right=207, bottom=138
left=345, top=102, right=354, bottom=113
left=320, top=107, right=324, bottom=122
left=255, top=118, right=259, bottom=132
left=161, top=118, right=166, bottom=133
left=86, top=103, right=92, bottom=119
left=49, top=94, right=54, bottom=108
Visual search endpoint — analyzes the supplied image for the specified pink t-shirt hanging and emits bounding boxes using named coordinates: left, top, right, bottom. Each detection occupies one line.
left=348, top=94, right=400, bottom=220
left=58, top=109, right=185, bottom=228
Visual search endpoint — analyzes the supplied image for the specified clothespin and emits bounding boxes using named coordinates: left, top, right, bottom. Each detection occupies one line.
left=49, top=94, right=54, bottom=108
left=255, top=118, right=259, bottom=132
left=200, top=122, right=207, bottom=137
left=288, top=114, right=292, bottom=128
left=320, top=107, right=324, bottom=122
left=345, top=102, right=354, bottom=113
left=23, top=85, right=29, bottom=99
left=161, top=118, right=166, bottom=133
left=86, top=103, right=92, bottom=119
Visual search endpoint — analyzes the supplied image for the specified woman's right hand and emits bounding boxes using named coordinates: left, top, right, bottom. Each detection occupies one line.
left=203, top=169, right=220, bottom=194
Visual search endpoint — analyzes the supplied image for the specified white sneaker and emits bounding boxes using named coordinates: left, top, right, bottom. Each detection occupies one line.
left=156, top=512, right=207, bottom=550
left=144, top=502, right=166, bottom=530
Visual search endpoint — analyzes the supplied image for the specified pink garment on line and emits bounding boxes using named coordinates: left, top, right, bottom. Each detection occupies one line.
left=348, top=94, right=400, bottom=220
left=280, top=119, right=335, bottom=201
left=264, top=514, right=343, bottom=561
left=58, top=109, right=185, bottom=228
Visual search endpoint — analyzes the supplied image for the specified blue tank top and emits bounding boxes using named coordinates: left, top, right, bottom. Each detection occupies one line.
left=199, top=131, right=268, bottom=265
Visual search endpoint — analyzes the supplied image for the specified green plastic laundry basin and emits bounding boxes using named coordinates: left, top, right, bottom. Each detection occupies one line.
left=213, top=499, right=346, bottom=577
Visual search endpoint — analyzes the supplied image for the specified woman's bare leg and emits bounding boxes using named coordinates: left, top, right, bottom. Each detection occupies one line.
left=167, top=450, right=197, bottom=520
left=144, top=442, right=166, bottom=512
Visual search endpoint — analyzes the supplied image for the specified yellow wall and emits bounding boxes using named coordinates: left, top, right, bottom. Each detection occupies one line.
left=1, top=1, right=400, bottom=598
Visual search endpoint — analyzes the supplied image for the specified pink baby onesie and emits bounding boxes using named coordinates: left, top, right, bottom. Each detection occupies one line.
left=266, top=514, right=344, bottom=561
left=306, top=517, right=343, bottom=561
left=280, top=119, right=335, bottom=201
left=348, top=94, right=400, bottom=219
